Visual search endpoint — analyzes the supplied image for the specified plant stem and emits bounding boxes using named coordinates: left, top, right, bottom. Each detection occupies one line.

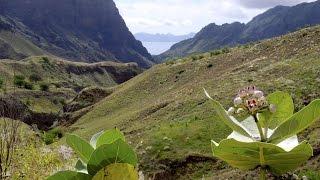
left=260, top=168, right=267, bottom=180
left=264, top=126, right=268, bottom=140
left=253, top=114, right=266, bottom=142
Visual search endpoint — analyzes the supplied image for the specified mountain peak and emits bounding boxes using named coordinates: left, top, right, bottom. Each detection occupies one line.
left=0, top=0, right=154, bottom=68
left=156, top=0, right=320, bottom=60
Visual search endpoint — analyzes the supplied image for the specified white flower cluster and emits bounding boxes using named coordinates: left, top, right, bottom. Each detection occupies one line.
left=228, top=86, right=276, bottom=115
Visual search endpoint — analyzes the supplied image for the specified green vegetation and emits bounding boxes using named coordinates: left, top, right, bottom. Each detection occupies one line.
left=29, top=73, right=42, bottom=82
left=210, top=47, right=230, bottom=57
left=0, top=76, right=3, bottom=89
left=68, top=26, right=320, bottom=179
left=221, top=47, right=230, bottom=54
left=13, top=75, right=26, bottom=87
left=48, top=128, right=138, bottom=180
left=206, top=88, right=320, bottom=178
left=0, top=56, right=141, bottom=92
left=42, top=56, right=50, bottom=64
left=40, top=82, right=49, bottom=92
left=0, top=120, right=68, bottom=179
left=210, top=50, right=221, bottom=56
left=24, top=81, right=34, bottom=90
left=42, top=127, right=65, bottom=145
left=2, top=23, right=320, bottom=180
left=22, top=96, right=62, bottom=113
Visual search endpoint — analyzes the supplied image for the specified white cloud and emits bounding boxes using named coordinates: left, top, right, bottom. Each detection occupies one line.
left=230, top=0, right=316, bottom=9
left=114, top=0, right=316, bottom=34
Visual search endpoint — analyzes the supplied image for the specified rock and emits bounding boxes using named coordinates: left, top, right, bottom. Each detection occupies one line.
left=138, top=171, right=145, bottom=180
left=292, top=174, right=299, bottom=180
left=302, top=175, right=308, bottom=180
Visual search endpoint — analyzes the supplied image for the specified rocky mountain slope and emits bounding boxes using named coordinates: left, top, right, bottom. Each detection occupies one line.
left=156, top=0, right=320, bottom=61
left=0, top=0, right=154, bottom=68
left=68, top=25, right=320, bottom=179
left=0, top=56, right=142, bottom=129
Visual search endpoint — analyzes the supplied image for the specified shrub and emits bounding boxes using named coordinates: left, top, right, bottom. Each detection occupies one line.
left=210, top=50, right=221, bottom=56
left=12, top=130, right=68, bottom=179
left=24, top=82, right=34, bottom=90
left=221, top=47, right=230, bottom=54
left=29, top=74, right=42, bottom=82
left=198, top=55, right=205, bottom=59
left=165, top=60, right=175, bottom=65
left=191, top=56, right=198, bottom=61
left=40, top=83, right=50, bottom=91
left=47, top=128, right=138, bottom=179
left=242, top=44, right=250, bottom=49
left=42, top=57, right=50, bottom=64
left=52, top=97, right=66, bottom=105
left=204, top=86, right=320, bottom=179
left=13, top=75, right=26, bottom=87
left=53, top=83, right=61, bottom=88
left=0, top=118, right=21, bottom=179
left=42, top=128, right=64, bottom=145
left=0, top=76, right=3, bottom=89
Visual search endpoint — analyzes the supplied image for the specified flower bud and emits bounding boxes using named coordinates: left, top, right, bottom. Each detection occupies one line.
left=269, top=104, right=277, bottom=113
left=227, top=107, right=235, bottom=115
left=253, top=90, right=264, bottom=98
left=234, top=97, right=242, bottom=106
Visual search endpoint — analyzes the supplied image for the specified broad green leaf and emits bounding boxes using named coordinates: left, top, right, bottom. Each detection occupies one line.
left=90, top=131, right=103, bottom=149
left=259, top=91, right=294, bottom=129
left=92, top=163, right=138, bottom=180
left=268, top=100, right=320, bottom=144
left=66, top=134, right=94, bottom=163
left=228, top=116, right=265, bottom=142
left=204, top=89, right=252, bottom=138
left=227, top=116, right=300, bottom=152
left=75, top=159, right=87, bottom=173
left=47, top=171, right=92, bottom=180
left=211, top=139, right=312, bottom=175
left=96, top=128, right=125, bottom=148
left=87, top=139, right=138, bottom=175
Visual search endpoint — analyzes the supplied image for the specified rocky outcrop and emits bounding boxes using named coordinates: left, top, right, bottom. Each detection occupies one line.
left=63, top=87, right=113, bottom=125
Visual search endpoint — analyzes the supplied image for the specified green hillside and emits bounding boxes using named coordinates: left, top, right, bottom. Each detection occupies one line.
left=0, top=56, right=142, bottom=129
left=0, top=31, right=48, bottom=58
left=68, top=25, right=320, bottom=179
left=0, top=56, right=142, bottom=91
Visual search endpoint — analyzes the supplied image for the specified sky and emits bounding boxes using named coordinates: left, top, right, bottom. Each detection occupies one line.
left=114, top=0, right=316, bottom=35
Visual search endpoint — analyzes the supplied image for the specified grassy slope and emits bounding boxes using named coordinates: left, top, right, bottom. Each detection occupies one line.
left=0, top=31, right=47, bottom=57
left=0, top=56, right=141, bottom=89
left=0, top=56, right=142, bottom=114
left=69, top=26, right=320, bottom=179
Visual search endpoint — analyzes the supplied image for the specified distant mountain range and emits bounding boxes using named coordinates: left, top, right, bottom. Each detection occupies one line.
left=134, top=32, right=195, bottom=42
left=0, top=0, right=154, bottom=68
left=156, top=0, right=320, bottom=61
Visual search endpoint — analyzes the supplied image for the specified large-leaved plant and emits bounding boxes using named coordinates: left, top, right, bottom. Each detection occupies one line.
left=204, top=86, right=320, bottom=179
left=47, top=128, right=138, bottom=180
